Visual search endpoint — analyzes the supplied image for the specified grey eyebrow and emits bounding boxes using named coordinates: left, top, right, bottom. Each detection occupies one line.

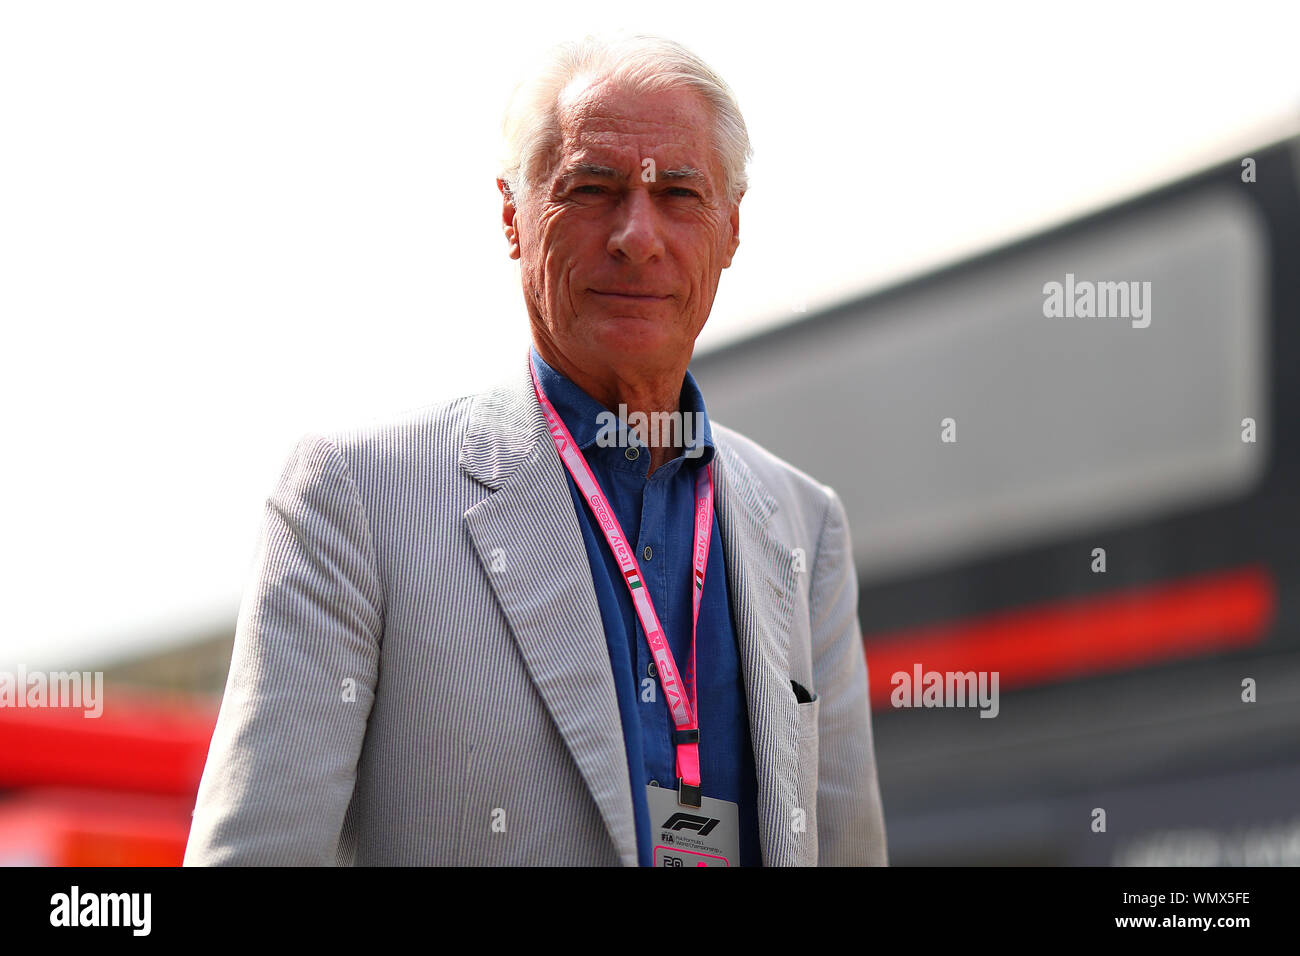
left=560, top=162, right=711, bottom=190
left=568, top=162, right=620, bottom=178
left=659, top=166, right=707, bottom=184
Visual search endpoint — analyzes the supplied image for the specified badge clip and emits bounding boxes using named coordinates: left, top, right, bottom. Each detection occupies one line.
left=677, top=778, right=702, bottom=808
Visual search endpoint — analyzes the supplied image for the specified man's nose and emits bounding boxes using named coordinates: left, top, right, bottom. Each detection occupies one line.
left=606, top=188, right=666, bottom=262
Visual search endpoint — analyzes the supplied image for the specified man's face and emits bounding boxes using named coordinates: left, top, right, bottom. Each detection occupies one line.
left=500, top=78, right=741, bottom=375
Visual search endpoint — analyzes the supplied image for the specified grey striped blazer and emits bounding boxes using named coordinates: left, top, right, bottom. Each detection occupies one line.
left=184, top=351, right=888, bottom=866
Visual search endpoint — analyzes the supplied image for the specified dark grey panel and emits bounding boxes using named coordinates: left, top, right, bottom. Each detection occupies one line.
left=695, top=188, right=1269, bottom=583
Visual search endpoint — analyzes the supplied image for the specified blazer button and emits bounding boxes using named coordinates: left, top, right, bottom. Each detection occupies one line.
left=643, top=545, right=653, bottom=561
left=647, top=662, right=657, bottom=678
left=625, top=446, right=639, bottom=460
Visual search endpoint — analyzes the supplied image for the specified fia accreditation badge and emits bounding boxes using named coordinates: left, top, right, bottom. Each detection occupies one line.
left=646, top=784, right=740, bottom=867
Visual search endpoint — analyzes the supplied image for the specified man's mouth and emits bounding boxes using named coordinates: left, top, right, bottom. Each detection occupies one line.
left=593, top=289, right=669, bottom=300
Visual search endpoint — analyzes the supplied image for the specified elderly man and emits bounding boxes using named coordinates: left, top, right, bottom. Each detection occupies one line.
left=185, top=33, right=887, bottom=867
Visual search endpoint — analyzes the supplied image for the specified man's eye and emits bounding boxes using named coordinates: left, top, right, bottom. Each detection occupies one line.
left=668, top=188, right=700, bottom=198
left=574, top=185, right=605, bottom=195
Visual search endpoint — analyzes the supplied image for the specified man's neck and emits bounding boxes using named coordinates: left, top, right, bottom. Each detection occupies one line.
left=533, top=339, right=686, bottom=477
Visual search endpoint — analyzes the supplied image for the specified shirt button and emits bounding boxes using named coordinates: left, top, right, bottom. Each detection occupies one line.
left=648, top=779, right=660, bottom=787
left=647, top=662, right=657, bottom=678
left=625, top=446, right=639, bottom=460
left=643, top=545, right=653, bottom=561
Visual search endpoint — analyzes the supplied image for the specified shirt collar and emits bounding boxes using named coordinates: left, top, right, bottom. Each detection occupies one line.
left=528, top=344, right=715, bottom=469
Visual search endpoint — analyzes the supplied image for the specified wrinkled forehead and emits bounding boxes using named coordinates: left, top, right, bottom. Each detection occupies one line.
left=550, top=76, right=720, bottom=181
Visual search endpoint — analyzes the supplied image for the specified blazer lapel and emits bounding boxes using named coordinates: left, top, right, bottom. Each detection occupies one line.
left=710, top=436, right=802, bottom=866
left=459, top=356, right=638, bottom=866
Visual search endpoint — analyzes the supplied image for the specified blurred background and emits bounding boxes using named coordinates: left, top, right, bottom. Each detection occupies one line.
left=2, top=1, right=1298, bottom=865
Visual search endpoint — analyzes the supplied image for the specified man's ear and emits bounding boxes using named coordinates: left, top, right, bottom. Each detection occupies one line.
left=721, top=192, right=743, bottom=269
left=498, top=178, right=521, bottom=261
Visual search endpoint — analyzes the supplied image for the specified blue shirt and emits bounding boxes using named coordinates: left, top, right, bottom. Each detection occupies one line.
left=529, top=345, right=762, bottom=867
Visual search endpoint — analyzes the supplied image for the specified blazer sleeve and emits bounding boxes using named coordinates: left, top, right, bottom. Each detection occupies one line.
left=809, top=485, right=889, bottom=866
left=184, top=433, right=384, bottom=865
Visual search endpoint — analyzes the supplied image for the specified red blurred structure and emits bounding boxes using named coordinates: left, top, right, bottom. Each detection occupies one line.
left=0, top=692, right=218, bottom=865
left=864, top=565, right=1276, bottom=709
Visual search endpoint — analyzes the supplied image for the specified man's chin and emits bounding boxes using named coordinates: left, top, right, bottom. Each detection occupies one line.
left=584, top=319, right=684, bottom=360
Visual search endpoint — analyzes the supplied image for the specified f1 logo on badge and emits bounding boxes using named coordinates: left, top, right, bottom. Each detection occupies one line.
left=661, top=813, right=720, bottom=836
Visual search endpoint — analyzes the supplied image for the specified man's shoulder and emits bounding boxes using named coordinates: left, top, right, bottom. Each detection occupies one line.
left=268, top=371, right=527, bottom=497
left=313, top=370, right=523, bottom=466
left=711, top=420, right=839, bottom=523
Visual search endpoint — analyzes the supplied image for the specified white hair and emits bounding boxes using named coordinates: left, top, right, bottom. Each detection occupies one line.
left=498, top=33, right=752, bottom=208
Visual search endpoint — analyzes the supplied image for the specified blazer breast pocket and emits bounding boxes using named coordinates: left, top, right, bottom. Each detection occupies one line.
left=792, top=681, right=820, bottom=860
left=792, top=679, right=819, bottom=738
left=796, top=698, right=820, bottom=740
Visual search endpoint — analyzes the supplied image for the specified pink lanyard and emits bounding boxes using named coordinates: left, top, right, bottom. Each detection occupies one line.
left=529, top=352, right=713, bottom=807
